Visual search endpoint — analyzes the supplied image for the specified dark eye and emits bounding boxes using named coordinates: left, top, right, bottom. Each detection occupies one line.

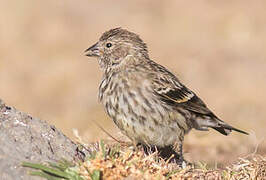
left=106, top=43, right=112, bottom=48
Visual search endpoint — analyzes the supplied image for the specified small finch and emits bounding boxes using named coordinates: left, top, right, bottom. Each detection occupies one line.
left=85, top=28, right=248, bottom=163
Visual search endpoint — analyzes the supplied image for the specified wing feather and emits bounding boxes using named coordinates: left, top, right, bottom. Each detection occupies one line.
left=148, top=61, right=248, bottom=135
left=153, top=80, right=211, bottom=115
left=147, top=60, right=210, bottom=114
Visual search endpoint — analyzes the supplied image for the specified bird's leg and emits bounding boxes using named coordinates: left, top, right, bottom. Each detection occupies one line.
left=137, top=143, right=188, bottom=167
left=175, top=142, right=192, bottom=168
left=178, top=143, right=184, bottom=162
left=177, top=143, right=188, bottom=168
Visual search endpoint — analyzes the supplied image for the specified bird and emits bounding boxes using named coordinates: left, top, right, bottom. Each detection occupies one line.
left=84, top=28, right=248, bottom=164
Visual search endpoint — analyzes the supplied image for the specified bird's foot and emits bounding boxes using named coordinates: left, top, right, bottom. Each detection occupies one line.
left=139, top=144, right=190, bottom=168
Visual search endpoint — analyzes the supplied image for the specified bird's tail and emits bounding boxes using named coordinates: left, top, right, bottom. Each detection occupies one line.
left=194, top=115, right=249, bottom=135
left=212, top=119, right=249, bottom=136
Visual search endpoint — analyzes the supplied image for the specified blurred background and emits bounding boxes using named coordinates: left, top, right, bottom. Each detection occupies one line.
left=0, top=0, right=265, bottom=166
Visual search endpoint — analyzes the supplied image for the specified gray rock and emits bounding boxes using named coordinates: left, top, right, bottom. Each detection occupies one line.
left=0, top=99, right=89, bottom=180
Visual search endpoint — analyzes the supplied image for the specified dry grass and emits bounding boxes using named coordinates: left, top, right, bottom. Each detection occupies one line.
left=24, top=140, right=265, bottom=180
left=75, top=139, right=265, bottom=180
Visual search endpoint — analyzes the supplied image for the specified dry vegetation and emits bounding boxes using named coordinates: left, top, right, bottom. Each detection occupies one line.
left=1, top=0, right=266, bottom=179
left=23, top=140, right=265, bottom=179
left=78, top=141, right=266, bottom=180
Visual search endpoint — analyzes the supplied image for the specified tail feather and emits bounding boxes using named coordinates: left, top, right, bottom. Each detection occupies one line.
left=212, top=127, right=231, bottom=136
left=194, top=115, right=249, bottom=136
left=212, top=122, right=249, bottom=136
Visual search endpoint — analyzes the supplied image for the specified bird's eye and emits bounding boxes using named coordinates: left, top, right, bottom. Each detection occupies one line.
left=106, top=43, right=112, bottom=48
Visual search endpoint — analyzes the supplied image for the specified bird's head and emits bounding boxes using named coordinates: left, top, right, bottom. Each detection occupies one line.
left=85, top=28, right=149, bottom=70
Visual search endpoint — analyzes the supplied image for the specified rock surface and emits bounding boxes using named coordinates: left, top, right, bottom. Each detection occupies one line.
left=0, top=99, right=89, bottom=180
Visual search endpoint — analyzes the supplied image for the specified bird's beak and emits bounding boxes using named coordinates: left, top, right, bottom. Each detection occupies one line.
left=84, top=42, right=100, bottom=57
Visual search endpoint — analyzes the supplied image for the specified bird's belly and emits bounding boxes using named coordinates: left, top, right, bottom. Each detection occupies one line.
left=102, top=93, right=188, bottom=147
left=115, top=114, right=185, bottom=147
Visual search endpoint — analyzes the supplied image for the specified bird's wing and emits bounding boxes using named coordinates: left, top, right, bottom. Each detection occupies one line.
left=155, top=85, right=211, bottom=115
left=148, top=61, right=248, bottom=135
left=150, top=64, right=212, bottom=115
left=159, top=88, right=211, bottom=114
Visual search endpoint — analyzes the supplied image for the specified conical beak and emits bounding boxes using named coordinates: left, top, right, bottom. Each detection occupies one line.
left=84, top=42, right=100, bottom=57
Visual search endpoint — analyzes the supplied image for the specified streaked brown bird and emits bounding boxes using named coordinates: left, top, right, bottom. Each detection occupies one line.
left=85, top=28, right=248, bottom=163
